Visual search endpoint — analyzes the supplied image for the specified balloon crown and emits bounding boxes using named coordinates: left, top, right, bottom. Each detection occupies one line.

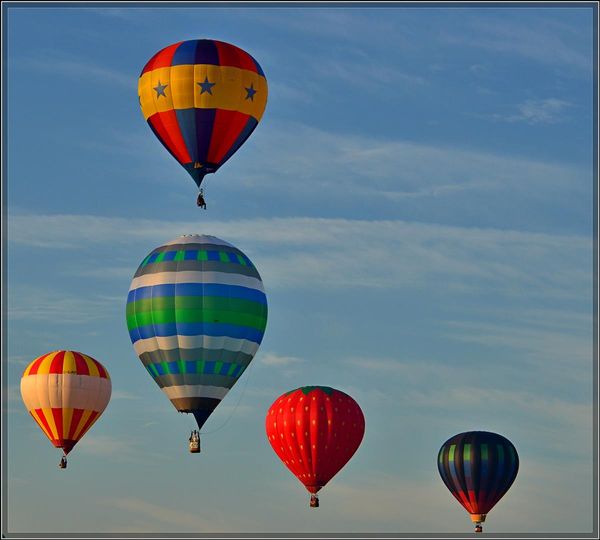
left=286, top=386, right=335, bottom=396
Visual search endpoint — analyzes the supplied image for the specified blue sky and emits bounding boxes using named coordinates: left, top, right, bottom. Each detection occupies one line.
left=3, top=2, right=597, bottom=535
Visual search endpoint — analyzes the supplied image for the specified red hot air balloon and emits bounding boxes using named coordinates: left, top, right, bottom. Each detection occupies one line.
left=265, top=386, right=365, bottom=507
left=438, top=431, right=519, bottom=533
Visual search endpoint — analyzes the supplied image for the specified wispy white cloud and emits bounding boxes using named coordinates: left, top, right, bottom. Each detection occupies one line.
left=238, top=9, right=415, bottom=47
left=487, top=98, right=573, bottom=125
left=110, top=390, right=141, bottom=400
left=267, top=79, right=314, bottom=104
left=34, top=119, right=589, bottom=218
left=8, top=214, right=591, bottom=303
left=4, top=384, right=22, bottom=405
left=15, top=55, right=135, bottom=89
left=7, top=285, right=120, bottom=324
left=86, top=7, right=148, bottom=22
left=5, top=354, right=31, bottom=366
left=344, top=353, right=592, bottom=459
left=313, top=55, right=427, bottom=89
left=226, top=121, right=589, bottom=207
left=256, top=352, right=306, bottom=381
left=445, top=17, right=591, bottom=73
left=101, top=496, right=220, bottom=531
left=323, top=460, right=592, bottom=533
left=445, top=317, right=591, bottom=366
left=76, top=434, right=138, bottom=458
left=260, top=352, right=304, bottom=367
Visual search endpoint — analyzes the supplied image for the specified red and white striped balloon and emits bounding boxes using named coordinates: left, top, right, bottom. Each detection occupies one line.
left=20, top=350, right=111, bottom=457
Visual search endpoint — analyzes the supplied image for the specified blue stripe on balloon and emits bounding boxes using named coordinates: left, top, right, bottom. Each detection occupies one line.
left=218, top=116, right=258, bottom=166
left=171, top=40, right=220, bottom=67
left=127, top=284, right=266, bottom=304
left=195, top=108, right=216, bottom=165
left=176, top=109, right=199, bottom=163
left=195, top=40, right=219, bottom=66
left=204, top=361, right=215, bottom=374
left=184, top=250, right=198, bottom=260
left=448, top=457, right=461, bottom=491
left=185, top=360, right=197, bottom=373
left=130, top=322, right=264, bottom=343
left=162, top=251, right=177, bottom=262
left=480, top=446, right=489, bottom=487
left=207, top=250, right=220, bottom=261
left=129, top=288, right=144, bottom=343
left=171, top=40, right=197, bottom=66
left=463, top=445, right=473, bottom=495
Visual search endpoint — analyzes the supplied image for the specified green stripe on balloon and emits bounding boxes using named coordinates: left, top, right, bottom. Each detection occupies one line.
left=127, top=296, right=266, bottom=317
left=126, top=309, right=267, bottom=331
left=481, top=443, right=489, bottom=460
left=463, top=444, right=471, bottom=462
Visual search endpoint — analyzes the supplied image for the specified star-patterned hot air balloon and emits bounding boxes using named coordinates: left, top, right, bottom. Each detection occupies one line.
left=138, top=39, right=268, bottom=193
left=20, top=350, right=112, bottom=469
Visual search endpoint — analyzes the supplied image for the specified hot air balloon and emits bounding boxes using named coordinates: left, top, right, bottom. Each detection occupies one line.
left=265, top=386, right=365, bottom=508
left=437, top=430, right=519, bottom=533
left=138, top=39, right=268, bottom=202
left=20, top=350, right=112, bottom=469
left=126, top=234, right=267, bottom=451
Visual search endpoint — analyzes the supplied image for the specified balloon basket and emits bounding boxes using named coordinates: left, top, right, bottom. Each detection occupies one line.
left=189, top=430, right=201, bottom=453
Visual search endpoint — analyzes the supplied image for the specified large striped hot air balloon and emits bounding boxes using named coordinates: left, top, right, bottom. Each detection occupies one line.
left=138, top=39, right=268, bottom=195
left=20, top=350, right=112, bottom=469
left=437, top=431, right=519, bottom=533
left=265, top=386, right=365, bottom=507
left=126, top=234, right=267, bottom=451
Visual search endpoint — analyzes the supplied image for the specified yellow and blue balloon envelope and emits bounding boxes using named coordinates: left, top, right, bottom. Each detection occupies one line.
left=138, top=39, right=268, bottom=188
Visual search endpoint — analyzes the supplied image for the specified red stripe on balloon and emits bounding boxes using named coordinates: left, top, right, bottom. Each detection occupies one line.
left=77, top=410, right=100, bottom=440
left=214, top=40, right=257, bottom=72
left=33, top=408, right=55, bottom=443
left=477, top=489, right=488, bottom=512
left=51, top=407, right=64, bottom=442
left=74, top=352, right=90, bottom=376
left=67, top=408, right=84, bottom=440
left=62, top=439, right=77, bottom=455
left=48, top=350, right=66, bottom=374
left=141, top=41, right=182, bottom=75
left=207, top=110, right=249, bottom=164
left=467, top=490, right=478, bottom=512
left=94, top=360, right=107, bottom=379
left=148, top=111, right=192, bottom=165
left=456, top=488, right=473, bottom=513
left=26, top=353, right=49, bottom=376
